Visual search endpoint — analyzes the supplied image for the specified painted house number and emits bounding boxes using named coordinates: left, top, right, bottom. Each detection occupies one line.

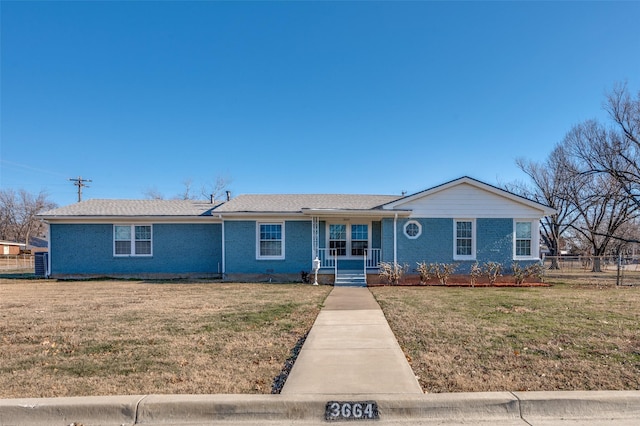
left=325, top=401, right=379, bottom=421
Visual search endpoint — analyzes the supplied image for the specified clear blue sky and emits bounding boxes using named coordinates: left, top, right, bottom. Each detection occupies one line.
left=2, top=1, right=639, bottom=207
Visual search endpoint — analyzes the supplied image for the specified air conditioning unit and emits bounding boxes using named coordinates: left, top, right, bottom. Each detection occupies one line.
left=34, top=252, right=48, bottom=277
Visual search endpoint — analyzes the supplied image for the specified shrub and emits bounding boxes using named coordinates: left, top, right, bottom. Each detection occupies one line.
left=378, top=262, right=409, bottom=285
left=469, top=261, right=482, bottom=287
left=416, top=261, right=433, bottom=284
left=512, top=262, right=544, bottom=285
left=512, top=262, right=526, bottom=285
left=431, top=262, right=458, bottom=285
left=483, top=262, right=503, bottom=285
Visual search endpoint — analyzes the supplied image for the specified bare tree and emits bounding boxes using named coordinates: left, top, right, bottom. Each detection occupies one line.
left=509, top=145, right=579, bottom=268
left=200, top=175, right=232, bottom=202
left=567, top=84, right=640, bottom=208
left=561, top=170, right=639, bottom=271
left=142, top=176, right=232, bottom=202
left=0, top=189, right=57, bottom=247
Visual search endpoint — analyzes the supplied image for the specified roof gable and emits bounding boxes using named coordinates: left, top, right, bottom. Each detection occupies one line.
left=383, top=176, right=556, bottom=218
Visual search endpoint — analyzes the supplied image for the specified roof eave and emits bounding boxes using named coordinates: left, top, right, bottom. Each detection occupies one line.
left=301, top=208, right=412, bottom=217
left=39, top=215, right=222, bottom=223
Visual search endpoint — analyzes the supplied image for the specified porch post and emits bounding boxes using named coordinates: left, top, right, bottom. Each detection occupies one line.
left=311, top=216, right=319, bottom=260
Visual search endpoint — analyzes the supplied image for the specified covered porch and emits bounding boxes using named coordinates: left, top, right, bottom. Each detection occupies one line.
left=302, top=208, right=412, bottom=281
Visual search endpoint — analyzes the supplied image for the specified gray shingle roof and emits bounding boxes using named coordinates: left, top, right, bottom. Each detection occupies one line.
left=39, top=194, right=403, bottom=218
left=214, top=194, right=401, bottom=213
left=39, top=199, right=220, bottom=217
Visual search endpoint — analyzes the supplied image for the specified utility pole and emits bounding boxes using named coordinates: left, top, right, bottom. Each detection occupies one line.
left=69, top=176, right=92, bottom=202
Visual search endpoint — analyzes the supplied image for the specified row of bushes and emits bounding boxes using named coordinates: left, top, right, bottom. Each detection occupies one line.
left=378, top=261, right=543, bottom=286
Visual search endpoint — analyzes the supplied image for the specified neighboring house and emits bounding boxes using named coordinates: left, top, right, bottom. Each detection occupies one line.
left=0, top=241, right=26, bottom=255
left=28, top=236, right=49, bottom=253
left=38, top=177, right=556, bottom=282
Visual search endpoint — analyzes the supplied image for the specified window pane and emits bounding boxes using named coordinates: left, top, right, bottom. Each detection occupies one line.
left=260, top=241, right=282, bottom=256
left=135, top=225, right=151, bottom=240
left=115, top=240, right=131, bottom=255
left=406, top=223, right=419, bottom=237
left=330, top=224, right=346, bottom=240
left=115, top=225, right=131, bottom=240
left=516, top=222, right=532, bottom=239
left=135, top=240, right=152, bottom=255
left=351, top=240, right=368, bottom=256
left=516, top=240, right=531, bottom=256
left=351, top=224, right=368, bottom=240
left=456, top=238, right=472, bottom=256
left=456, top=221, right=472, bottom=238
left=329, top=240, right=346, bottom=256
left=260, top=224, right=281, bottom=240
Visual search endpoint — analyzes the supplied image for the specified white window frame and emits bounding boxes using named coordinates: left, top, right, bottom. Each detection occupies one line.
left=113, top=224, right=153, bottom=257
left=514, top=220, right=538, bottom=259
left=403, top=220, right=422, bottom=239
left=256, top=222, right=285, bottom=260
left=453, top=219, right=476, bottom=260
left=325, top=222, right=371, bottom=259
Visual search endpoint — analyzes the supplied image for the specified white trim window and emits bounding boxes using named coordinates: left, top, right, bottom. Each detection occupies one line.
left=454, top=219, right=475, bottom=260
left=329, top=224, right=347, bottom=256
left=114, top=225, right=152, bottom=257
left=257, top=222, right=285, bottom=259
left=327, top=223, right=370, bottom=258
left=351, top=224, right=368, bottom=256
left=514, top=221, right=535, bottom=258
left=403, top=220, right=422, bottom=239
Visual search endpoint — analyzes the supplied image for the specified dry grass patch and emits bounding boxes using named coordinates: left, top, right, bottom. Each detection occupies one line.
left=371, top=282, right=640, bottom=393
left=0, top=279, right=330, bottom=398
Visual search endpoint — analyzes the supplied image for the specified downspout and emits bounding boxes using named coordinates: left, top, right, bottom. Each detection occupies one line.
left=393, top=213, right=398, bottom=265
left=219, top=215, right=225, bottom=278
left=45, top=221, right=51, bottom=277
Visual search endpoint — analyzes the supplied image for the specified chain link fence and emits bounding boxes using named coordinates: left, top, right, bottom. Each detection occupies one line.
left=543, top=255, right=640, bottom=286
left=0, top=254, right=35, bottom=272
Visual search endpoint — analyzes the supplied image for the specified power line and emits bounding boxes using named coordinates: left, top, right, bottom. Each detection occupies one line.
left=69, top=176, right=92, bottom=202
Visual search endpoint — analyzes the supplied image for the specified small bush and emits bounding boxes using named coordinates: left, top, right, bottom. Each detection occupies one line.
left=378, top=262, right=409, bottom=285
left=431, top=263, right=458, bottom=285
left=483, top=262, right=503, bottom=285
left=416, top=261, right=433, bottom=284
left=469, top=262, right=482, bottom=287
left=513, top=262, right=544, bottom=285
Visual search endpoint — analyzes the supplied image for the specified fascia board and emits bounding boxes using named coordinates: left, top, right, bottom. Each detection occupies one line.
left=40, top=216, right=222, bottom=224
left=301, top=208, right=412, bottom=218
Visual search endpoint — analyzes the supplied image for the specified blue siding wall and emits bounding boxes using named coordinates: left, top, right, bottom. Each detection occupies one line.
left=382, top=218, right=453, bottom=265
left=224, top=220, right=312, bottom=274
left=476, top=218, right=513, bottom=266
left=381, top=218, right=520, bottom=273
left=50, top=223, right=222, bottom=275
left=372, top=221, right=382, bottom=249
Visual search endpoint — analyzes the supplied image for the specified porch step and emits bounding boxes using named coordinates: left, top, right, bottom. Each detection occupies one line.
left=334, top=270, right=367, bottom=287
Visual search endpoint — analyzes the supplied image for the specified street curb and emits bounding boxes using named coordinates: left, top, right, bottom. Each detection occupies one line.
left=1, top=391, right=639, bottom=425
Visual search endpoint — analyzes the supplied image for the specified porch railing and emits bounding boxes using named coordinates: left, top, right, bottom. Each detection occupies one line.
left=318, top=248, right=381, bottom=269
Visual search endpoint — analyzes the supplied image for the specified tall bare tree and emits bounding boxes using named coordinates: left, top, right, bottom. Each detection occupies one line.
left=560, top=162, right=639, bottom=271
left=567, top=84, right=640, bottom=208
left=509, top=145, right=578, bottom=268
left=0, top=189, right=56, bottom=247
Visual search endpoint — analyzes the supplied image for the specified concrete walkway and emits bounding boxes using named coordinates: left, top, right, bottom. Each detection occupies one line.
left=281, top=286, right=422, bottom=396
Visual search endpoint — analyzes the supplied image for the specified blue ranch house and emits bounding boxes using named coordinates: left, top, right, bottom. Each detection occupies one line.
left=39, top=177, right=555, bottom=283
